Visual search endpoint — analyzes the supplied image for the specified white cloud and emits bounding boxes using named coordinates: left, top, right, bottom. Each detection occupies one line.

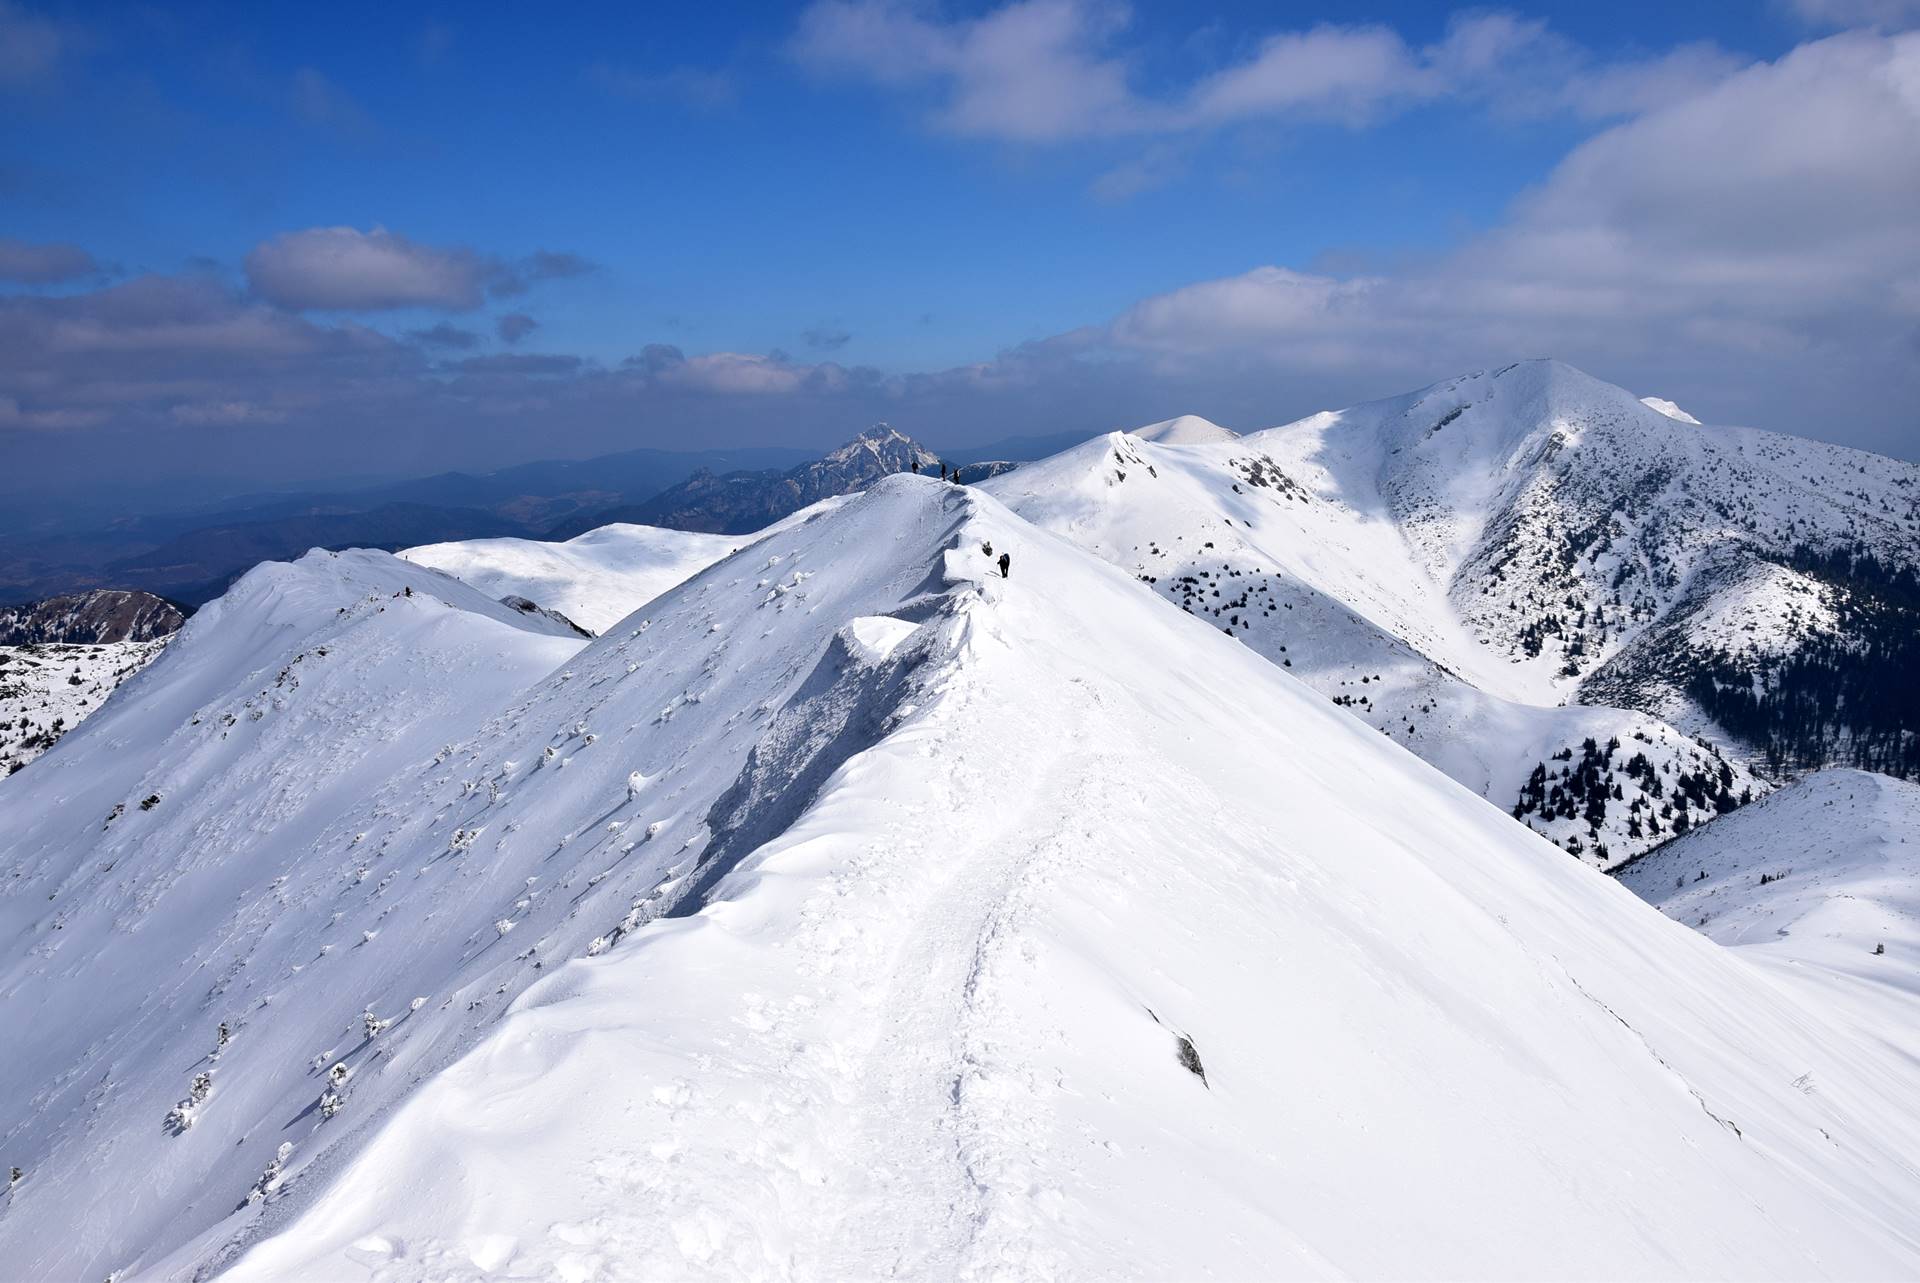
left=794, top=0, right=1141, bottom=140
left=793, top=2, right=1746, bottom=144
left=243, top=228, right=592, bottom=312
left=246, top=227, right=491, bottom=311
left=661, top=352, right=817, bottom=395
left=1185, top=24, right=1430, bottom=125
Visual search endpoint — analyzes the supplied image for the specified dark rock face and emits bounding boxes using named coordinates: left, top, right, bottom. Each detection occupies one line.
left=0, top=590, right=186, bottom=645
left=555, top=425, right=947, bottom=537
left=498, top=595, right=593, bottom=639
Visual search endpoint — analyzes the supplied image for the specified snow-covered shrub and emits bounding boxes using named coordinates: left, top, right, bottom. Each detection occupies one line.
left=245, top=1142, right=294, bottom=1205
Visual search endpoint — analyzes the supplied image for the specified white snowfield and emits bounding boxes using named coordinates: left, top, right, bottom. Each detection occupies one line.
left=1, top=477, right=1909, bottom=1280
left=0, top=637, right=170, bottom=775
left=1619, top=769, right=1920, bottom=997
left=402, top=522, right=742, bottom=634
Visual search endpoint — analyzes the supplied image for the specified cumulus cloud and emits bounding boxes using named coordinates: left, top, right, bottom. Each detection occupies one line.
left=793, top=0, right=1144, bottom=140
left=792, top=1, right=1745, bottom=143
left=243, top=227, right=593, bottom=312
left=0, top=236, right=98, bottom=283
left=496, top=313, right=538, bottom=343
left=659, top=351, right=819, bottom=395
left=246, top=227, right=492, bottom=311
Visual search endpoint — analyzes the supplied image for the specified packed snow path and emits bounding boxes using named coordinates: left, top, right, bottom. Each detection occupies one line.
left=219, top=479, right=1920, bottom=1281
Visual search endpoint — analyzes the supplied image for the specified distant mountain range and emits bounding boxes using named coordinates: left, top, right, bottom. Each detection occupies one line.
left=2, top=432, right=1050, bottom=606
left=0, top=444, right=815, bottom=606
left=547, top=425, right=954, bottom=537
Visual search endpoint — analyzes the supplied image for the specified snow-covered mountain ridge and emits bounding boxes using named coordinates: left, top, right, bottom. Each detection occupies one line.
left=5, top=476, right=1920, bottom=1279
left=1259, top=362, right=1919, bottom=772
left=985, top=359, right=1915, bottom=864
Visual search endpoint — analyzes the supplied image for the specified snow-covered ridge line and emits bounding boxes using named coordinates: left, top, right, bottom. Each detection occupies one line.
left=218, top=476, right=1920, bottom=1280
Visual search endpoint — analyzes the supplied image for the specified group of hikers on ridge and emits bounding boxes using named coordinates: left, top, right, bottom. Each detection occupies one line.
left=911, top=457, right=969, bottom=485
left=981, top=539, right=1011, bottom=579
left=909, top=457, right=1010, bottom=578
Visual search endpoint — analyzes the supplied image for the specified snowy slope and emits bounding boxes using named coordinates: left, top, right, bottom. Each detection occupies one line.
left=402, top=523, right=740, bottom=634
left=0, top=549, right=586, bottom=1279
left=0, top=639, right=170, bottom=775
left=1618, top=769, right=1920, bottom=996
left=985, top=432, right=1756, bottom=866
left=181, top=476, right=1920, bottom=1281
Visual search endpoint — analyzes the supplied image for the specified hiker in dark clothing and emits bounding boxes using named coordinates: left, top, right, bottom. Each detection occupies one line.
left=911, top=459, right=920, bottom=474
left=998, top=552, right=1011, bottom=578
left=938, top=462, right=947, bottom=481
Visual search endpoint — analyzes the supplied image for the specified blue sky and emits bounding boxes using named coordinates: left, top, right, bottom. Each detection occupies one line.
left=3, top=0, right=1917, bottom=492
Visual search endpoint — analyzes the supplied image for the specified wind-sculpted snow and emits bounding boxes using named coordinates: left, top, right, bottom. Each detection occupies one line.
left=402, top=522, right=741, bottom=634
left=0, top=483, right=970, bottom=1279
left=0, top=548, right=590, bottom=1279
left=211, top=476, right=1920, bottom=1281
